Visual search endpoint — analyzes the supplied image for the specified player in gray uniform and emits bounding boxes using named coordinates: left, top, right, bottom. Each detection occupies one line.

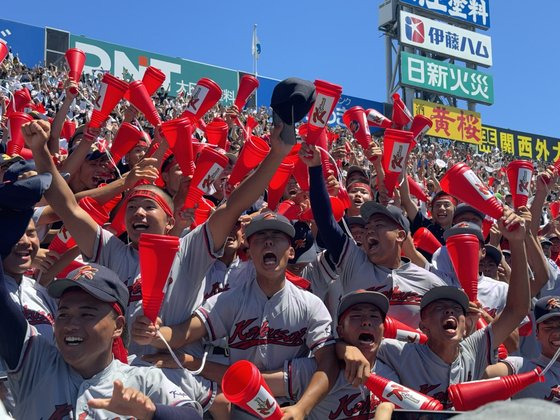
left=300, top=142, right=446, bottom=329
left=0, top=262, right=204, bottom=419
left=134, top=213, right=339, bottom=418
left=375, top=208, right=530, bottom=408
left=26, top=118, right=294, bottom=359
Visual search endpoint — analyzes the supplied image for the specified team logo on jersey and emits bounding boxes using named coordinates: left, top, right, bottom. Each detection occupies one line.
left=48, top=403, right=73, bottom=420
left=204, top=281, right=230, bottom=300
left=71, top=265, right=98, bottom=281
left=545, top=385, right=560, bottom=402
left=294, top=238, right=307, bottom=249
left=128, top=278, right=143, bottom=303
left=22, top=305, right=54, bottom=326
left=329, top=393, right=380, bottom=419
left=228, top=318, right=307, bottom=350
left=389, top=286, right=422, bottom=305
left=419, top=384, right=450, bottom=408
left=404, top=16, right=425, bottom=44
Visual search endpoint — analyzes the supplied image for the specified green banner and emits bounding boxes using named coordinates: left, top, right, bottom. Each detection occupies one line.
left=70, top=35, right=238, bottom=104
left=401, top=52, right=494, bottom=105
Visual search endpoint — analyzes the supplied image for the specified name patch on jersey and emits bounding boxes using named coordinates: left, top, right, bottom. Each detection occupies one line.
left=329, top=393, right=380, bottom=419
left=229, top=318, right=307, bottom=349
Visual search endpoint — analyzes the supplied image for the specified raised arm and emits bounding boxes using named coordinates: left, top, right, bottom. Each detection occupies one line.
left=206, top=124, right=292, bottom=252
left=24, top=120, right=99, bottom=259
left=491, top=209, right=531, bottom=348
left=48, top=80, right=78, bottom=154
left=529, top=166, right=556, bottom=236
left=398, top=163, right=419, bottom=221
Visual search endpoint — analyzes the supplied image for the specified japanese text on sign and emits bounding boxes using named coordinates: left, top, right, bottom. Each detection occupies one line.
left=399, top=0, right=491, bottom=29
left=401, top=52, right=493, bottom=104
left=413, top=99, right=482, bottom=144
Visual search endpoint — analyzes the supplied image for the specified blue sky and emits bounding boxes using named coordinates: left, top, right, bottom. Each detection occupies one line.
left=2, top=1, right=556, bottom=137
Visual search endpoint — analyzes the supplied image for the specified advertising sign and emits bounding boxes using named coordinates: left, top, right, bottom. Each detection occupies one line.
left=399, top=0, right=490, bottom=29
left=0, top=19, right=45, bottom=67
left=401, top=52, right=493, bottom=104
left=69, top=35, right=238, bottom=104
left=480, top=125, right=560, bottom=162
left=413, top=99, right=482, bottom=144
left=399, top=11, right=492, bottom=66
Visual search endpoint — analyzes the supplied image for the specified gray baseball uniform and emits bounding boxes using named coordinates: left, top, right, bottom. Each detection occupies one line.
left=335, top=239, right=447, bottom=328
left=6, top=324, right=199, bottom=419
left=283, top=357, right=399, bottom=419
left=195, top=276, right=335, bottom=371
left=507, top=355, right=560, bottom=402
left=376, top=326, right=497, bottom=408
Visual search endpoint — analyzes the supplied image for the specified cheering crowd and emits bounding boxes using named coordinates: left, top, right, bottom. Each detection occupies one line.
left=2, top=46, right=560, bottom=420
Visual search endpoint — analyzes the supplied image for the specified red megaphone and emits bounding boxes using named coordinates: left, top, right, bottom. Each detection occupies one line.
left=267, top=161, right=295, bottom=211
left=6, top=112, right=33, bottom=155
left=235, top=74, right=259, bottom=110
left=65, top=48, right=86, bottom=95
left=228, top=136, right=270, bottom=186
left=278, top=200, right=303, bottom=220
left=184, top=147, right=229, bottom=209
left=440, top=163, right=504, bottom=220
left=13, top=88, right=33, bottom=113
left=481, top=216, right=493, bottom=240
left=343, top=106, right=373, bottom=158
left=61, top=119, right=77, bottom=141
left=410, top=114, right=432, bottom=144
left=413, top=227, right=441, bottom=255
left=384, top=316, right=428, bottom=344
left=142, top=66, right=166, bottom=96
left=89, top=73, right=129, bottom=128
left=139, top=233, right=180, bottom=323
left=382, top=129, right=414, bottom=197
left=446, top=233, right=479, bottom=302
left=407, top=175, right=428, bottom=202
left=292, top=159, right=310, bottom=191
left=245, top=115, right=259, bottom=138
left=300, top=196, right=345, bottom=222
left=551, top=201, right=560, bottom=220
left=191, top=197, right=215, bottom=229
left=206, top=118, right=229, bottom=149
left=0, top=39, right=8, bottom=65
left=160, top=118, right=195, bottom=177
left=181, top=78, right=222, bottom=121
left=109, top=123, right=143, bottom=164
left=448, top=368, right=544, bottom=411
left=391, top=93, right=412, bottom=129
left=305, top=80, right=342, bottom=146
left=506, top=160, right=533, bottom=209
left=222, top=360, right=283, bottom=420
left=128, top=80, right=161, bottom=127
left=367, top=108, right=392, bottom=128
left=365, top=374, right=443, bottom=410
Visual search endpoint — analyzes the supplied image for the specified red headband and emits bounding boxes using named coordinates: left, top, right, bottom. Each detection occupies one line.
left=349, top=182, right=372, bottom=196
left=125, top=189, right=173, bottom=217
left=110, top=302, right=128, bottom=364
left=432, top=194, right=458, bottom=206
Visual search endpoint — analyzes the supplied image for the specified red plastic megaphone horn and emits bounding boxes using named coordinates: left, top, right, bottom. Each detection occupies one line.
left=228, top=136, right=270, bottom=187
left=183, top=147, right=229, bottom=209
left=366, top=108, right=392, bottom=129
left=448, top=368, right=544, bottom=411
left=0, top=39, right=8, bottom=65
left=139, top=233, right=180, bottom=323
left=278, top=200, right=303, bottom=221
left=407, top=175, right=428, bottom=202
left=266, top=161, right=295, bottom=211
left=391, top=93, right=413, bottom=129
left=109, top=123, right=143, bottom=164
left=89, top=73, right=129, bottom=128
left=65, top=48, right=86, bottom=95
left=205, top=118, right=229, bottom=149
left=160, top=118, right=195, bottom=177
left=13, top=88, right=33, bottom=113
left=343, top=106, right=374, bottom=160
left=142, top=66, right=166, bottom=96
left=446, top=233, right=479, bottom=302
left=440, top=163, right=504, bottom=220
left=384, top=316, right=428, bottom=344
left=300, top=196, right=345, bottom=222
left=365, top=374, right=443, bottom=410
left=382, top=129, right=414, bottom=197
left=128, top=80, right=161, bottom=127
left=305, top=80, right=342, bottom=146
left=6, top=112, right=33, bottom=155
left=222, top=360, right=283, bottom=419
left=506, top=160, right=533, bottom=209
left=410, top=114, right=432, bottom=144
left=550, top=201, right=560, bottom=220
left=61, top=119, right=77, bottom=141
left=413, top=227, right=441, bottom=255
left=235, top=74, right=259, bottom=110
left=181, top=77, right=222, bottom=121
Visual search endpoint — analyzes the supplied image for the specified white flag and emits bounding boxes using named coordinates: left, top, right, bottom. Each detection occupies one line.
left=251, top=24, right=261, bottom=59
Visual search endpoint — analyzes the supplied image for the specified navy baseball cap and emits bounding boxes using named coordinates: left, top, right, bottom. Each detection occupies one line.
left=347, top=216, right=366, bottom=228
left=338, top=289, right=390, bottom=321
left=360, top=202, right=410, bottom=234
left=484, top=245, right=502, bottom=265
left=270, top=77, right=316, bottom=125
left=0, top=173, right=52, bottom=211
left=245, top=212, right=296, bottom=239
left=444, top=221, right=485, bottom=243
left=48, top=264, right=129, bottom=312
left=420, top=286, right=469, bottom=314
left=453, top=204, right=484, bottom=223
left=289, top=221, right=315, bottom=264
left=534, top=296, right=560, bottom=324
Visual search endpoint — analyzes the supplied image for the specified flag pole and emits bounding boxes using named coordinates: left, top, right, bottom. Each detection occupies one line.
left=253, top=24, right=258, bottom=108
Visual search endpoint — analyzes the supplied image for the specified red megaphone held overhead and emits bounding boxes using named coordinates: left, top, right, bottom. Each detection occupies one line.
left=413, top=227, right=441, bottom=255
left=0, top=39, right=8, bottom=65
left=127, top=80, right=161, bottom=127
left=183, top=147, right=229, bottom=209
left=235, top=74, right=259, bottom=110
left=160, top=118, right=195, bottom=177
left=266, top=161, right=295, bottom=211
left=109, top=123, right=143, bottom=164
left=6, top=112, right=33, bottom=156
left=206, top=118, right=229, bottom=149
left=382, top=129, right=414, bottom=197
left=65, top=48, right=86, bottom=95
left=343, top=106, right=374, bottom=160
left=391, top=92, right=413, bottom=129
left=407, top=175, right=428, bottom=202
left=181, top=78, right=222, bottom=122
left=228, top=136, right=270, bottom=187
left=305, top=80, right=342, bottom=146
left=410, top=114, right=432, bottom=144
left=446, top=233, right=480, bottom=302
left=506, top=160, right=533, bottom=209
left=142, top=66, right=166, bottom=96
left=89, top=73, right=129, bottom=128
left=366, top=108, right=392, bottom=129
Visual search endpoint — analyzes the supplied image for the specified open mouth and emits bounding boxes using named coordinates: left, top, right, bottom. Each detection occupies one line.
left=358, top=333, right=375, bottom=344
left=442, top=318, right=458, bottom=334
left=64, top=336, right=84, bottom=346
left=14, top=250, right=31, bottom=258
left=551, top=339, right=560, bottom=347
left=132, top=222, right=149, bottom=231
left=263, top=252, right=278, bottom=268
left=366, top=236, right=379, bottom=250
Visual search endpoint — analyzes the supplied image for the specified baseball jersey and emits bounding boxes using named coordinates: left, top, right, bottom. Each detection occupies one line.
left=283, top=357, right=399, bottom=419
left=430, top=246, right=461, bottom=288
left=376, top=326, right=497, bottom=408
left=195, top=277, right=335, bottom=371
left=6, top=324, right=198, bottom=420
left=88, top=223, right=223, bottom=356
left=540, top=259, right=560, bottom=298
left=478, top=275, right=508, bottom=318
left=508, top=355, right=560, bottom=402
left=202, top=257, right=243, bottom=301
left=336, top=238, right=447, bottom=328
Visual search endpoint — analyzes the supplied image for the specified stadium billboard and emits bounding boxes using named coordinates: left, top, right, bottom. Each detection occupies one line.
left=0, top=19, right=45, bottom=67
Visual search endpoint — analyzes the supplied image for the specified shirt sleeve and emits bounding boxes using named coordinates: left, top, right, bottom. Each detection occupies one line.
left=85, top=226, right=129, bottom=267
left=460, top=324, right=497, bottom=379
left=305, top=295, right=335, bottom=353
left=194, top=290, right=237, bottom=342
left=144, top=368, right=206, bottom=411
left=372, top=359, right=400, bottom=383
left=283, top=357, right=318, bottom=401
left=302, top=251, right=338, bottom=300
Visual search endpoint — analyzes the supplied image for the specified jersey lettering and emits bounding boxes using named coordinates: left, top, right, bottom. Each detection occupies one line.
left=229, top=318, right=307, bottom=350
left=204, top=282, right=230, bottom=300
left=329, top=393, right=381, bottom=419
left=22, top=305, right=54, bottom=326
left=128, top=278, right=143, bottom=303
left=419, top=384, right=450, bottom=408
left=389, top=286, right=422, bottom=306
left=47, top=403, right=73, bottom=420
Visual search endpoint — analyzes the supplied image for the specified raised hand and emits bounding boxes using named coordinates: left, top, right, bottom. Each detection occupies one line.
left=298, top=142, right=322, bottom=167
left=124, top=158, right=160, bottom=189
left=21, top=120, right=51, bottom=151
